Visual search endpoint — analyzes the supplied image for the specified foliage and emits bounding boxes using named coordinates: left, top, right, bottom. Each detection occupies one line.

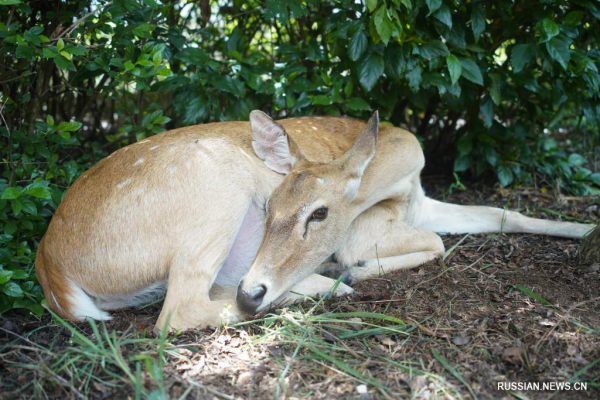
left=0, top=0, right=599, bottom=314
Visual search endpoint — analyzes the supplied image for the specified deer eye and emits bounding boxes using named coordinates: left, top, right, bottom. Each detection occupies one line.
left=310, top=207, right=328, bottom=221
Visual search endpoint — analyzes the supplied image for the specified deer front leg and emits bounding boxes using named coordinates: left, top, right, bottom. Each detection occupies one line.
left=156, top=255, right=244, bottom=332
left=332, top=200, right=445, bottom=284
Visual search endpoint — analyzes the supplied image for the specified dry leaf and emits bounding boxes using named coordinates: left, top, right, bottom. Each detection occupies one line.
left=452, top=335, right=470, bottom=346
left=502, top=347, right=522, bottom=366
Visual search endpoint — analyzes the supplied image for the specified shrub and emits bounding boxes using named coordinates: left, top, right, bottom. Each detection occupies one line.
left=1, top=0, right=598, bottom=314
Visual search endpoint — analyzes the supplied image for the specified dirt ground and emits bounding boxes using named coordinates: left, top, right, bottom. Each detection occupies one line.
left=1, top=179, right=599, bottom=399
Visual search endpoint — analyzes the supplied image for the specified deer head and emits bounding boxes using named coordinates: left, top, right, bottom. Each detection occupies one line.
left=236, top=110, right=379, bottom=314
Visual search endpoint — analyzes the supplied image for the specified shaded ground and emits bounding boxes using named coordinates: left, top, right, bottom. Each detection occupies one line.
left=1, top=180, right=599, bottom=399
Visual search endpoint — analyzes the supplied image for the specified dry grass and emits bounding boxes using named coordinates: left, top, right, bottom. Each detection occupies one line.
left=1, top=184, right=599, bottom=399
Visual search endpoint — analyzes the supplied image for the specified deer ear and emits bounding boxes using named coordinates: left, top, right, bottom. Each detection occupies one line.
left=338, top=111, right=379, bottom=200
left=250, top=110, right=299, bottom=174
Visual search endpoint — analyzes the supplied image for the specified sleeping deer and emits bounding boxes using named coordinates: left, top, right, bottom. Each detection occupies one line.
left=36, top=111, right=595, bottom=330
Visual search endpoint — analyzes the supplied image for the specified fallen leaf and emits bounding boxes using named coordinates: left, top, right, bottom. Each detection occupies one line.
left=502, top=347, right=522, bottom=366
left=376, top=335, right=396, bottom=346
left=452, top=335, right=471, bottom=346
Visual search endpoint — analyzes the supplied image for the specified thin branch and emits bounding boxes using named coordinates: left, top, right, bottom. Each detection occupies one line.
left=55, top=1, right=113, bottom=41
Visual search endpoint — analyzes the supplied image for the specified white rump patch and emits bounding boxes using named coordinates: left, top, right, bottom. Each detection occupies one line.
left=67, top=280, right=111, bottom=321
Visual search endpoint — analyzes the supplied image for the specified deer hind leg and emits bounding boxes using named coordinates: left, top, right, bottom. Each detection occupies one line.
left=331, top=199, right=445, bottom=284
left=156, top=198, right=263, bottom=332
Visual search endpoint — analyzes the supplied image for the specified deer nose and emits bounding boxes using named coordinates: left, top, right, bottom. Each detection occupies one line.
left=236, top=282, right=267, bottom=315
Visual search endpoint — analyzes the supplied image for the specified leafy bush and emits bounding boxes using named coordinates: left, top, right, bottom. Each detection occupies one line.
left=1, top=0, right=599, bottom=315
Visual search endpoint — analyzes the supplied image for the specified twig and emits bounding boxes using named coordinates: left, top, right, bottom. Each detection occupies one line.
left=534, top=295, right=600, bottom=354
left=55, top=1, right=113, bottom=40
left=186, top=380, right=234, bottom=399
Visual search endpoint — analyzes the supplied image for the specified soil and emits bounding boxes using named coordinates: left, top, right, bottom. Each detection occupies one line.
left=1, top=179, right=599, bottom=399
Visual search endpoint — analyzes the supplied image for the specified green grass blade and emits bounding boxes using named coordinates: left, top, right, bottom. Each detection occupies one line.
left=443, top=234, right=469, bottom=261
left=306, top=344, right=386, bottom=390
left=513, top=284, right=553, bottom=306
left=431, top=349, right=478, bottom=399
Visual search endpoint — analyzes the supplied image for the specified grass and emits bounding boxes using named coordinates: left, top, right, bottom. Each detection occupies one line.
left=2, top=203, right=600, bottom=399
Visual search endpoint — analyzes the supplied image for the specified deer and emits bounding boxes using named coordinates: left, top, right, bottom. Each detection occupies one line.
left=36, top=111, right=596, bottom=331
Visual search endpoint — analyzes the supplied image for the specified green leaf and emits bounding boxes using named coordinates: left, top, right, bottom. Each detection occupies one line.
left=489, top=73, right=501, bottom=105
left=25, top=187, right=51, bottom=199
left=480, top=96, right=494, bottom=128
left=511, top=44, right=533, bottom=73
left=57, top=38, right=64, bottom=51
left=563, top=11, right=584, bottom=27
left=11, top=199, right=22, bottom=216
left=590, top=173, right=600, bottom=186
left=346, top=98, right=371, bottom=111
left=311, top=95, right=332, bottom=105
left=0, top=268, right=13, bottom=285
left=366, top=0, right=378, bottom=13
left=497, top=164, right=514, bottom=187
left=1, top=187, right=21, bottom=200
left=184, top=96, right=207, bottom=125
left=54, top=55, right=76, bottom=71
left=459, top=58, right=483, bottom=85
left=348, top=29, right=367, bottom=61
left=65, top=45, right=87, bottom=56
left=4, top=221, right=17, bottom=235
left=0, top=0, right=22, bottom=5
left=471, top=3, right=485, bottom=42
left=358, top=52, right=384, bottom=92
left=426, top=0, right=441, bottom=15
left=21, top=200, right=37, bottom=215
left=373, top=6, right=394, bottom=45
left=132, top=23, right=155, bottom=38
left=42, top=47, right=57, bottom=58
left=3, top=282, right=23, bottom=298
left=16, top=45, right=35, bottom=58
left=434, top=5, right=452, bottom=29
left=542, top=19, right=559, bottom=41
left=568, top=153, right=586, bottom=167
left=419, top=40, right=449, bottom=59
left=46, top=114, right=55, bottom=126
left=57, top=121, right=82, bottom=132
left=384, top=43, right=405, bottom=80
left=212, top=75, right=245, bottom=97
left=446, top=55, right=461, bottom=85
left=546, top=37, right=570, bottom=69
left=406, top=66, right=422, bottom=92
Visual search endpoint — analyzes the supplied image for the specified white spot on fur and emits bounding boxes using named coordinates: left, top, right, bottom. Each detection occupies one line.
left=123, top=148, right=129, bottom=152
left=138, top=139, right=151, bottom=144
left=134, top=158, right=144, bottom=166
left=117, top=179, right=131, bottom=188
left=317, top=177, right=325, bottom=184
left=312, top=126, right=318, bottom=130
left=150, top=145, right=159, bottom=150
left=185, top=159, right=192, bottom=168
left=67, top=280, right=111, bottom=321
left=167, top=165, right=177, bottom=174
